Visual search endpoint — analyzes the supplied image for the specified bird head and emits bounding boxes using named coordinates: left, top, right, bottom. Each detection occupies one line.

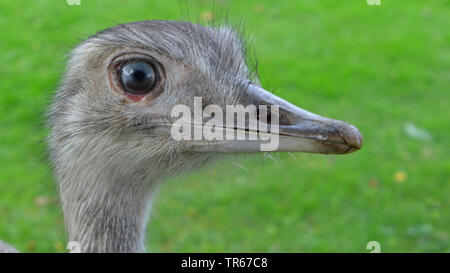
left=48, top=20, right=362, bottom=184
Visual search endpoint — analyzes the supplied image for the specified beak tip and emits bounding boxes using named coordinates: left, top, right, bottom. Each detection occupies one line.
left=342, top=123, right=363, bottom=152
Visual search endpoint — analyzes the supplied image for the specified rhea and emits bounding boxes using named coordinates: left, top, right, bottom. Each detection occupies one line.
left=0, top=20, right=362, bottom=253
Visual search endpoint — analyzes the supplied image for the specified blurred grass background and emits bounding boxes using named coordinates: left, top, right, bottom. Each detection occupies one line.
left=0, top=0, right=448, bottom=252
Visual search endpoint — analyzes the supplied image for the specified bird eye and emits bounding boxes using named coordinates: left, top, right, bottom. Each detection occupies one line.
left=120, top=61, right=158, bottom=94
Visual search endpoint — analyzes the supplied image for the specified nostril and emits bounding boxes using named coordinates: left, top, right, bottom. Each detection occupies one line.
left=256, top=107, right=296, bottom=127
left=256, top=106, right=272, bottom=125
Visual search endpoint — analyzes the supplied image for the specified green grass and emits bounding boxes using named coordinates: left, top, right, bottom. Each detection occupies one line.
left=0, top=0, right=448, bottom=252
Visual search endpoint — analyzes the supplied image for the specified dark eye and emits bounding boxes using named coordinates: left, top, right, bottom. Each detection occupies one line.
left=120, top=61, right=158, bottom=94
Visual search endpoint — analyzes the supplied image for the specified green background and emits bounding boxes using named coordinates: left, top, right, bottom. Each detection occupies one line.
left=0, top=0, right=448, bottom=252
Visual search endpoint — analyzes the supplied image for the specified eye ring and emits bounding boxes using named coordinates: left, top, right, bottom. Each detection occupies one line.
left=109, top=53, right=165, bottom=102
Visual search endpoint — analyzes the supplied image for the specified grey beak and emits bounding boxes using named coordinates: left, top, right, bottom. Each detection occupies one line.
left=246, top=84, right=363, bottom=154
left=186, top=84, right=362, bottom=154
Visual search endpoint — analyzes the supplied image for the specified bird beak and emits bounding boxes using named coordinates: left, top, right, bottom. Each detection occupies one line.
left=186, top=84, right=363, bottom=154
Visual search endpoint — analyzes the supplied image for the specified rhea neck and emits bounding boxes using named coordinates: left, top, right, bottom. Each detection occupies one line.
left=58, top=160, right=159, bottom=253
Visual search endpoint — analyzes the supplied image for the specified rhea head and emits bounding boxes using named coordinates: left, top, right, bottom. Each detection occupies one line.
left=47, top=20, right=362, bottom=252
